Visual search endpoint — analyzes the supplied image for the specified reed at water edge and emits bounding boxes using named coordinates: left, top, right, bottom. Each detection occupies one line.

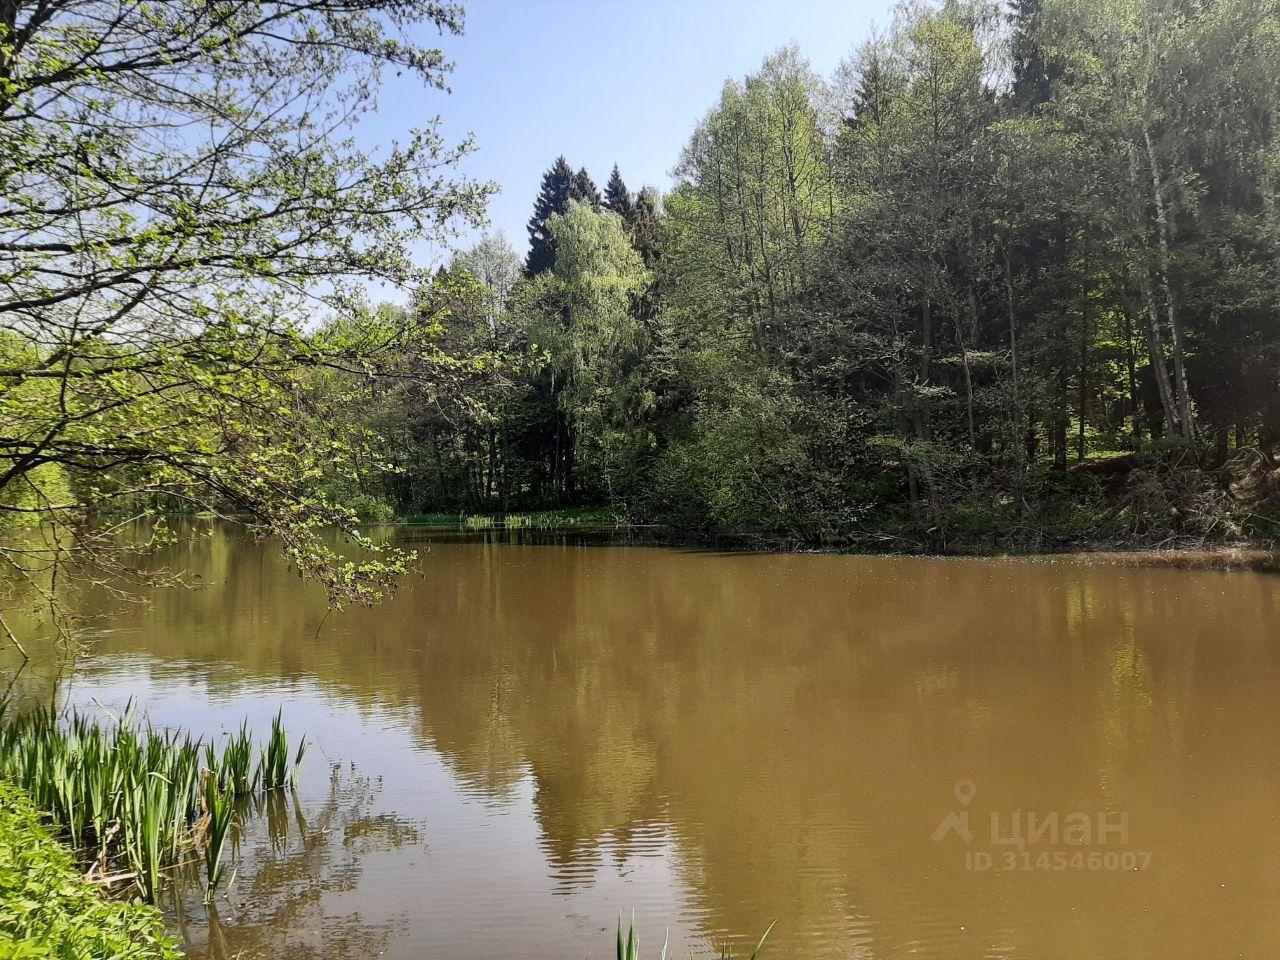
left=0, top=702, right=304, bottom=903
left=616, top=915, right=776, bottom=960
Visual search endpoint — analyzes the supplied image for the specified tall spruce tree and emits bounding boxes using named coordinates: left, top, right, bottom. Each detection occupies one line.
left=1010, top=0, right=1061, bottom=108
left=571, top=167, right=602, bottom=210
left=604, top=164, right=634, bottom=219
left=526, top=156, right=575, bottom=275
left=840, top=41, right=899, bottom=129
left=627, top=188, right=663, bottom=267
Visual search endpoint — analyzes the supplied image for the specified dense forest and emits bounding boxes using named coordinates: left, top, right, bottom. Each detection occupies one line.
left=311, top=0, right=1280, bottom=547
left=3, top=0, right=1279, bottom=558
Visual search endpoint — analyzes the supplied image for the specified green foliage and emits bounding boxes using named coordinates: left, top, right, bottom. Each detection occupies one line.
left=404, top=507, right=620, bottom=526
left=526, top=156, right=577, bottom=276
left=0, top=780, right=181, bottom=960
left=0, top=0, right=489, bottom=621
left=260, top=708, right=306, bottom=791
left=201, top=774, right=235, bottom=901
left=322, top=1, right=1280, bottom=550
left=318, top=486, right=398, bottom=524
left=0, top=462, right=71, bottom=529
left=605, top=165, right=635, bottom=220
left=647, top=360, right=809, bottom=528
left=542, top=203, right=654, bottom=497
left=0, top=704, right=304, bottom=903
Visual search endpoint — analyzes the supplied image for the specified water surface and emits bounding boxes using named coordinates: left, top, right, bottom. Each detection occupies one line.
left=5, top=528, right=1280, bottom=959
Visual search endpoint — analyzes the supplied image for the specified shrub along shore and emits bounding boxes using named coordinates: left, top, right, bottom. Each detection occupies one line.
left=0, top=780, right=180, bottom=959
left=379, top=451, right=1280, bottom=557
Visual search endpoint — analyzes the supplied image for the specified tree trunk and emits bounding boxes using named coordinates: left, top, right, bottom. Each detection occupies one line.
left=1052, top=367, right=1068, bottom=470
left=486, top=428, right=497, bottom=505
left=1214, top=426, right=1229, bottom=466
left=563, top=413, right=575, bottom=503
left=1003, top=247, right=1018, bottom=397
left=960, top=287, right=978, bottom=449
left=500, top=425, right=510, bottom=513
left=1142, top=124, right=1195, bottom=438
left=1137, top=263, right=1179, bottom=439
left=1126, top=139, right=1179, bottom=438
left=1077, top=304, right=1089, bottom=462
left=1123, top=305, right=1142, bottom=444
left=895, top=368, right=922, bottom=527
left=919, top=297, right=932, bottom=442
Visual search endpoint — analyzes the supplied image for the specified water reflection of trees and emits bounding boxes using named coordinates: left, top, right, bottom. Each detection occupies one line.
left=12, top=531, right=1280, bottom=958
left=167, top=768, right=421, bottom=960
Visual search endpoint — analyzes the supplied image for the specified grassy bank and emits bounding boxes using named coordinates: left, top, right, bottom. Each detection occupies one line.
left=0, top=780, right=180, bottom=959
left=401, top=506, right=625, bottom=527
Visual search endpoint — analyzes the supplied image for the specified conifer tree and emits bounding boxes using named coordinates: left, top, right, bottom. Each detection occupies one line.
left=571, top=167, right=602, bottom=211
left=604, top=164, right=634, bottom=220
left=525, top=156, right=575, bottom=275
left=1010, top=0, right=1060, bottom=107
left=843, top=44, right=898, bottom=128
left=627, top=188, right=663, bottom=267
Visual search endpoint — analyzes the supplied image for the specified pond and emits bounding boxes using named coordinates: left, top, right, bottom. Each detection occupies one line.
left=4, top=526, right=1279, bottom=959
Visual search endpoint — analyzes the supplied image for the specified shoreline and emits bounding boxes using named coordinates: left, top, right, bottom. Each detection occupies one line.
left=387, top=515, right=1280, bottom=572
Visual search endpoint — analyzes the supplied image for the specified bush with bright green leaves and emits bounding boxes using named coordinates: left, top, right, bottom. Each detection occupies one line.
left=0, top=780, right=181, bottom=960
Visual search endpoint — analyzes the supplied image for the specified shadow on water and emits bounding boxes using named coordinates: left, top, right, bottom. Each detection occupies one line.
left=385, top=521, right=775, bottom=554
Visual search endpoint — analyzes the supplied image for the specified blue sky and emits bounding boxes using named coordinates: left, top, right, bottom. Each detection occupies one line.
left=361, top=0, right=897, bottom=267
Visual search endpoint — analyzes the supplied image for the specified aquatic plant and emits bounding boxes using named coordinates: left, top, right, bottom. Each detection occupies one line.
left=201, top=772, right=235, bottom=900
left=403, top=507, right=624, bottom=529
left=215, top=719, right=259, bottom=795
left=617, top=917, right=775, bottom=960
left=123, top=771, right=166, bottom=902
left=618, top=914, right=655, bottom=960
left=259, top=708, right=305, bottom=790
left=0, top=703, right=303, bottom=903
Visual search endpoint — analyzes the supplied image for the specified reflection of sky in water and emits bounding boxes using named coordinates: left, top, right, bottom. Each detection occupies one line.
left=54, top=661, right=700, bottom=960
left=6, top=532, right=1280, bottom=960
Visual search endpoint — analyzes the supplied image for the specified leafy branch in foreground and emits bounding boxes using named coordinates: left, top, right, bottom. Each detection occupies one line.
left=0, top=1, right=494, bottom=646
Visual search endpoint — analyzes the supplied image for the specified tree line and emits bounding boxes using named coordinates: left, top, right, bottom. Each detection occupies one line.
left=4, top=0, right=1278, bottom=569
left=329, top=0, right=1280, bottom=545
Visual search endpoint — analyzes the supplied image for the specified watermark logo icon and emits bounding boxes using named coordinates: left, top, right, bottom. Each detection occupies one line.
left=931, top=779, right=976, bottom=843
left=931, top=779, right=1153, bottom=872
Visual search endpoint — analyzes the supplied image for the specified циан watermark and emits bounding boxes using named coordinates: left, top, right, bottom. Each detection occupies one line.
left=932, top=779, right=1153, bottom=872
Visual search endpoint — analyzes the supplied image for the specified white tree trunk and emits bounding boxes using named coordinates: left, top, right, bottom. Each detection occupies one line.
left=1142, top=123, right=1195, bottom=439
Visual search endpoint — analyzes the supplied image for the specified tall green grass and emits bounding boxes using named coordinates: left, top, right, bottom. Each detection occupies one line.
left=463, top=513, right=531, bottom=530
left=201, top=771, right=234, bottom=901
left=0, top=702, right=303, bottom=903
left=260, top=708, right=306, bottom=790
left=617, top=917, right=775, bottom=960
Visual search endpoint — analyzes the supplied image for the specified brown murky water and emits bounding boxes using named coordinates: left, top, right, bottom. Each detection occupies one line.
left=5, top=527, right=1280, bottom=959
